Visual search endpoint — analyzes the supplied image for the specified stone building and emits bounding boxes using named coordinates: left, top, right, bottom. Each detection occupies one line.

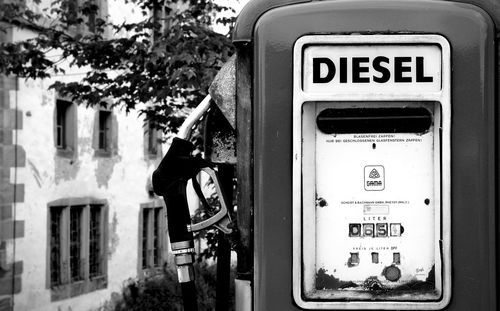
left=0, top=1, right=171, bottom=310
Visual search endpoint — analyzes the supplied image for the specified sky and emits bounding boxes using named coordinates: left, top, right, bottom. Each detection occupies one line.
left=213, top=0, right=250, bottom=35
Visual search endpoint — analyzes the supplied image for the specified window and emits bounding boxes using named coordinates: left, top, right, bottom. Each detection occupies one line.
left=144, top=121, right=160, bottom=158
left=138, top=201, right=166, bottom=277
left=93, top=107, right=117, bottom=156
left=54, top=99, right=77, bottom=157
left=55, top=101, right=67, bottom=148
left=47, top=198, right=108, bottom=301
left=152, top=4, right=166, bottom=42
left=85, top=0, right=97, bottom=33
left=63, top=0, right=106, bottom=35
left=98, top=110, right=111, bottom=150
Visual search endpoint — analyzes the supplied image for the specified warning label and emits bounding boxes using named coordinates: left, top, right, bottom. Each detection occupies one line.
left=324, top=134, right=423, bottom=144
left=365, top=165, right=385, bottom=191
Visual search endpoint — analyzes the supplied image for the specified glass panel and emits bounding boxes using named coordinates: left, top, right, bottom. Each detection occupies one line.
left=98, top=111, right=110, bottom=150
left=302, top=101, right=441, bottom=300
left=153, top=208, right=161, bottom=267
left=70, top=206, right=83, bottom=282
left=56, top=101, right=67, bottom=148
left=142, top=209, right=149, bottom=269
left=89, top=205, right=101, bottom=278
left=148, top=123, right=157, bottom=154
left=50, top=207, right=63, bottom=286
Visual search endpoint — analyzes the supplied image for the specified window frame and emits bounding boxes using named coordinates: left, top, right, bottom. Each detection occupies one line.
left=144, top=120, right=161, bottom=158
left=46, top=197, right=108, bottom=301
left=138, top=200, right=167, bottom=278
left=63, top=0, right=108, bottom=35
left=55, top=102, right=66, bottom=148
left=98, top=110, right=111, bottom=151
left=54, top=99, right=77, bottom=158
left=93, top=105, right=117, bottom=157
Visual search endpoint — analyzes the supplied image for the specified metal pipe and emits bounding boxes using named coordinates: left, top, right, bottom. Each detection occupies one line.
left=177, top=95, right=212, bottom=140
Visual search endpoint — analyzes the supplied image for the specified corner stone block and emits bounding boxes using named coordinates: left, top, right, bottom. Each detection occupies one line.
left=0, top=145, right=26, bottom=168
left=0, top=76, right=17, bottom=91
left=0, top=276, right=21, bottom=295
left=0, top=220, right=24, bottom=240
left=0, top=110, right=22, bottom=130
left=0, top=168, right=9, bottom=184
left=11, top=262, right=22, bottom=277
left=0, top=297, right=12, bottom=311
left=0, top=205, right=12, bottom=221
left=0, top=261, right=23, bottom=279
left=0, top=91, right=9, bottom=109
left=0, top=130, right=13, bottom=144
left=0, top=184, right=24, bottom=204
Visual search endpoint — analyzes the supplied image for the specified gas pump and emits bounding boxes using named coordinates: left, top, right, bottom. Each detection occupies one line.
left=229, top=0, right=498, bottom=310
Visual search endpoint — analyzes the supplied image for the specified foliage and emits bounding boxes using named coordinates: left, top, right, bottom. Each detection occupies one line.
left=0, top=0, right=236, bottom=133
left=113, top=262, right=235, bottom=311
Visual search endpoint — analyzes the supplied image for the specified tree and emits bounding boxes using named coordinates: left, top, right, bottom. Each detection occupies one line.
left=0, top=0, right=235, bottom=133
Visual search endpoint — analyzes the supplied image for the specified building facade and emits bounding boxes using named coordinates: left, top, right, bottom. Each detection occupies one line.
left=0, top=1, right=170, bottom=310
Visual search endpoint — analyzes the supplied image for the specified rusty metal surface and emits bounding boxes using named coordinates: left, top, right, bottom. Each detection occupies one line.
left=235, top=47, right=254, bottom=281
left=209, top=55, right=236, bottom=130
left=203, top=103, right=236, bottom=164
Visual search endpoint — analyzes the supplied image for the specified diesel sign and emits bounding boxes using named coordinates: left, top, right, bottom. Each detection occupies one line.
left=302, top=44, right=442, bottom=94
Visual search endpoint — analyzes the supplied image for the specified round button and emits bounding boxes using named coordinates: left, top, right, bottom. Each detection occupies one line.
left=383, top=265, right=401, bottom=282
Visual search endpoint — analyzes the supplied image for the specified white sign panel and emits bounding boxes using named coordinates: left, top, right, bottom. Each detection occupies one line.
left=312, top=102, right=438, bottom=298
left=303, top=45, right=442, bottom=94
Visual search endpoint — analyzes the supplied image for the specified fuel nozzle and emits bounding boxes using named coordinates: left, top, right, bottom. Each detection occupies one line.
left=153, top=138, right=202, bottom=284
left=152, top=138, right=233, bottom=282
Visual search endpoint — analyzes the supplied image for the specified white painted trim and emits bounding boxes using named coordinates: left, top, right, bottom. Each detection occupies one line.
left=235, top=279, right=253, bottom=311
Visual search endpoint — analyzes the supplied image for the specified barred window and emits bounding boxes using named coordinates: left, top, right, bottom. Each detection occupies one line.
left=47, top=198, right=108, bottom=301
left=139, top=202, right=166, bottom=277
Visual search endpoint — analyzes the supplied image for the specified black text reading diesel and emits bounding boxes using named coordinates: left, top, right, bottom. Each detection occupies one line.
left=312, top=56, right=434, bottom=84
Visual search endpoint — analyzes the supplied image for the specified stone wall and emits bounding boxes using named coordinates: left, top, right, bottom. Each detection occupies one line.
left=0, top=27, right=26, bottom=311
